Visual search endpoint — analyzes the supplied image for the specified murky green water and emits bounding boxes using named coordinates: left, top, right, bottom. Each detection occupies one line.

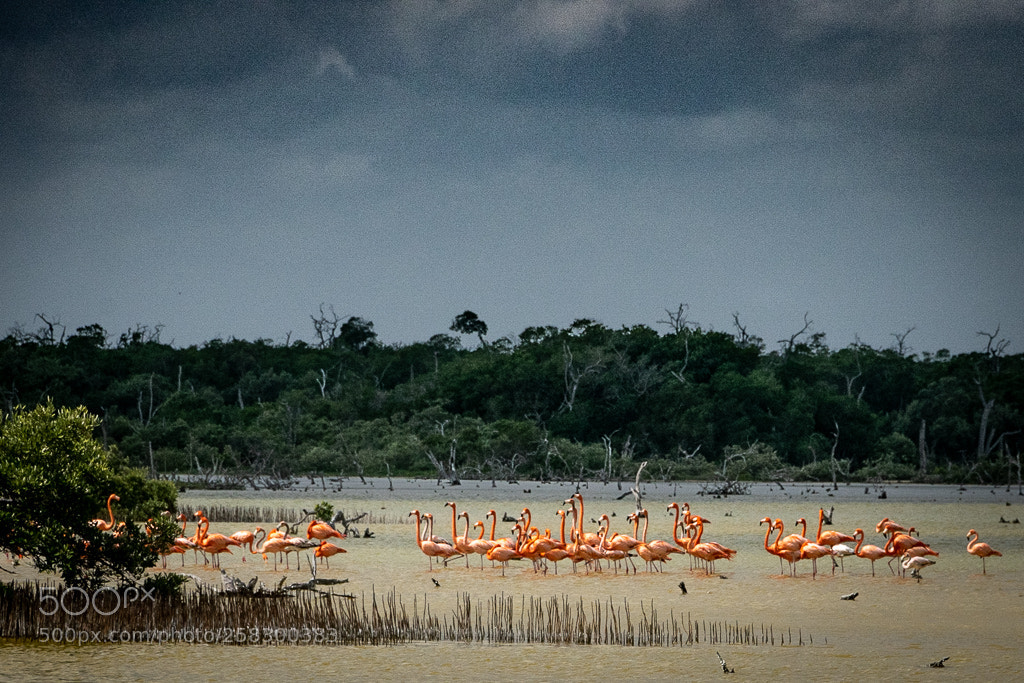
left=3, top=481, right=1022, bottom=681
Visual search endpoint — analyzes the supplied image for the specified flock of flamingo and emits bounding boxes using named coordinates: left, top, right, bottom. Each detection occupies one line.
left=408, top=495, right=737, bottom=575
left=150, top=511, right=349, bottom=571
left=758, top=511, right=954, bottom=579
left=88, top=492, right=351, bottom=571
left=408, top=495, right=1004, bottom=578
left=82, top=492, right=1005, bottom=578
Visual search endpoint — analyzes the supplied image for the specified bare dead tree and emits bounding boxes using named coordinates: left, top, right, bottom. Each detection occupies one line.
left=448, top=439, right=460, bottom=485
left=778, top=312, right=813, bottom=354
left=34, top=314, right=66, bottom=345
left=828, top=421, right=842, bottom=491
left=559, top=342, right=603, bottom=413
left=891, top=327, right=916, bottom=356
left=118, top=323, right=164, bottom=347
left=137, top=373, right=161, bottom=426
left=657, top=303, right=697, bottom=333
left=731, top=312, right=763, bottom=349
left=1006, top=446, right=1022, bottom=496
left=976, top=378, right=996, bottom=463
left=918, top=419, right=929, bottom=476
left=601, top=434, right=615, bottom=484
left=311, top=304, right=343, bottom=349
left=628, top=461, right=648, bottom=512
left=843, top=345, right=865, bottom=401
left=700, top=445, right=751, bottom=496
left=316, top=369, right=327, bottom=398
left=677, top=444, right=701, bottom=460
left=349, top=457, right=367, bottom=484
left=656, top=304, right=696, bottom=384
left=424, top=449, right=447, bottom=485
left=978, top=325, right=1010, bottom=365
left=613, top=348, right=661, bottom=395
left=974, top=379, right=1020, bottom=465
left=668, top=333, right=690, bottom=385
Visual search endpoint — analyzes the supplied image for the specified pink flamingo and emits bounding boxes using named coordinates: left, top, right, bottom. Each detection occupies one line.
left=966, top=529, right=1002, bottom=574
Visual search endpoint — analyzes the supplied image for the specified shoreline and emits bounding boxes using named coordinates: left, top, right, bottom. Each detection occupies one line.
left=173, top=476, right=1024, bottom=506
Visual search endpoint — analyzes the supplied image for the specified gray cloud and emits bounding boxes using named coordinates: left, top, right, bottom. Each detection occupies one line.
left=2, top=2, right=1021, bottom=352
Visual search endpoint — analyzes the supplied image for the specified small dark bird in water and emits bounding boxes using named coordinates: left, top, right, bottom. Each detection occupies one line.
left=840, top=592, right=858, bottom=601
left=678, top=581, right=687, bottom=594
left=432, top=578, right=440, bottom=588
left=929, top=657, right=950, bottom=668
left=716, top=651, right=734, bottom=674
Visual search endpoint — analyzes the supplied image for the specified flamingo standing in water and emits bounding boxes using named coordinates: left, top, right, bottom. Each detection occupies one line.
left=194, top=515, right=243, bottom=568
left=464, top=515, right=496, bottom=569
left=667, top=503, right=694, bottom=547
left=282, top=536, right=320, bottom=568
left=253, top=529, right=293, bottom=570
left=777, top=518, right=808, bottom=554
left=170, top=513, right=200, bottom=566
left=445, top=502, right=474, bottom=567
left=852, top=528, right=890, bottom=576
left=966, top=529, right=1002, bottom=574
left=314, top=540, right=347, bottom=568
left=229, top=528, right=256, bottom=563
left=91, top=494, right=120, bottom=531
left=486, top=542, right=523, bottom=576
left=815, top=507, right=856, bottom=548
left=830, top=543, right=855, bottom=573
left=684, top=517, right=732, bottom=575
left=307, top=519, right=345, bottom=541
left=601, top=513, right=639, bottom=574
left=565, top=502, right=601, bottom=573
left=884, top=528, right=933, bottom=575
left=569, top=494, right=602, bottom=546
left=486, top=522, right=524, bottom=575
left=408, top=510, right=458, bottom=571
left=539, top=511, right=572, bottom=575
left=519, top=514, right=562, bottom=573
left=798, top=540, right=832, bottom=579
left=149, top=516, right=185, bottom=568
left=760, top=517, right=797, bottom=575
left=902, top=552, right=936, bottom=578
left=424, top=513, right=461, bottom=563
left=875, top=518, right=908, bottom=536
left=633, top=509, right=680, bottom=572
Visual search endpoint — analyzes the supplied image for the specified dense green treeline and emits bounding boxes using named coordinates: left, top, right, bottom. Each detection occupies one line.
left=2, top=313, right=1022, bottom=486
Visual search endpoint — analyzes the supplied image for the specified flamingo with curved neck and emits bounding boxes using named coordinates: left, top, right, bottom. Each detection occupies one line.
left=966, top=529, right=1002, bottom=574
left=684, top=517, right=731, bottom=574
left=91, top=494, right=120, bottom=531
left=193, top=515, right=242, bottom=568
left=760, top=517, right=787, bottom=575
left=851, top=528, right=889, bottom=576
left=445, top=502, right=473, bottom=566
left=816, top=507, right=855, bottom=547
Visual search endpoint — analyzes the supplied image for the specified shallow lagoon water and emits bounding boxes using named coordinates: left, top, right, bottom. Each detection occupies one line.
left=3, top=480, right=1022, bottom=681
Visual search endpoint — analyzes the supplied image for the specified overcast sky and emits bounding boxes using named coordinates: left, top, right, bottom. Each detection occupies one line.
left=3, top=1, right=1022, bottom=354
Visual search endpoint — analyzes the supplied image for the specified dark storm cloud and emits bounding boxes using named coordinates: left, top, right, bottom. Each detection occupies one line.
left=1, top=1, right=1021, bottom=352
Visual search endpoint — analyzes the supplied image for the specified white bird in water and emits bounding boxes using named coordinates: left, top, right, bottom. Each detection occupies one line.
left=830, top=543, right=855, bottom=573
left=902, top=553, right=936, bottom=579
